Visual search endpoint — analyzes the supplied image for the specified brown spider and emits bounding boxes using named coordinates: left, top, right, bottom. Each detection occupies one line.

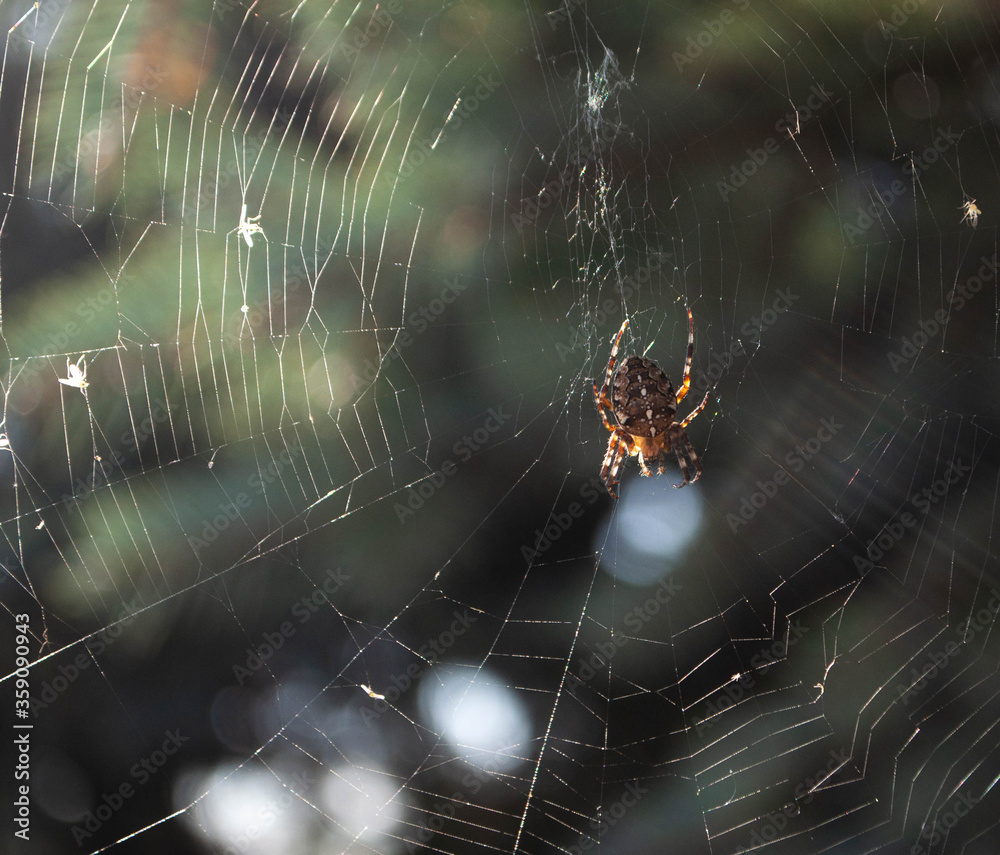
left=592, top=310, right=711, bottom=498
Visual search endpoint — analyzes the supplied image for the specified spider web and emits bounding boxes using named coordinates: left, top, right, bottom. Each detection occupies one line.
left=2, top=1, right=1000, bottom=853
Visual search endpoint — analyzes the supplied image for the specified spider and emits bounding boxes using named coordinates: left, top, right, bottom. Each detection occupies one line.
left=960, top=198, right=981, bottom=228
left=592, top=310, right=711, bottom=498
left=58, top=355, right=89, bottom=393
left=234, top=203, right=265, bottom=248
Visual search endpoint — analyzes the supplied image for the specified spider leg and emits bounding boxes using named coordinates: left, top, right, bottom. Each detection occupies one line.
left=596, top=320, right=665, bottom=498
left=667, top=425, right=702, bottom=487
left=592, top=379, right=617, bottom=433
left=593, top=320, right=629, bottom=426
left=675, top=308, right=695, bottom=405
left=679, top=388, right=711, bottom=429
left=594, top=320, right=633, bottom=497
left=605, top=318, right=629, bottom=385
left=601, top=430, right=632, bottom=498
left=595, top=318, right=629, bottom=404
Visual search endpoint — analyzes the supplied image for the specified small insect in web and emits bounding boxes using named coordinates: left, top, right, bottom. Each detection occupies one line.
left=592, top=311, right=711, bottom=498
left=234, top=203, right=265, bottom=248
left=960, top=199, right=981, bottom=228
left=58, top=355, right=89, bottom=393
left=361, top=684, right=385, bottom=700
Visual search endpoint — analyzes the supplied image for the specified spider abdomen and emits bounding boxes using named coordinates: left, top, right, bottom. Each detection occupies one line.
left=610, top=356, right=678, bottom=438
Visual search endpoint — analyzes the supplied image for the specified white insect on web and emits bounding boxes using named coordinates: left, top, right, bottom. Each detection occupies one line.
left=960, top=197, right=981, bottom=227
left=233, top=203, right=265, bottom=248
left=0, top=2, right=998, bottom=854
left=57, top=355, right=89, bottom=394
